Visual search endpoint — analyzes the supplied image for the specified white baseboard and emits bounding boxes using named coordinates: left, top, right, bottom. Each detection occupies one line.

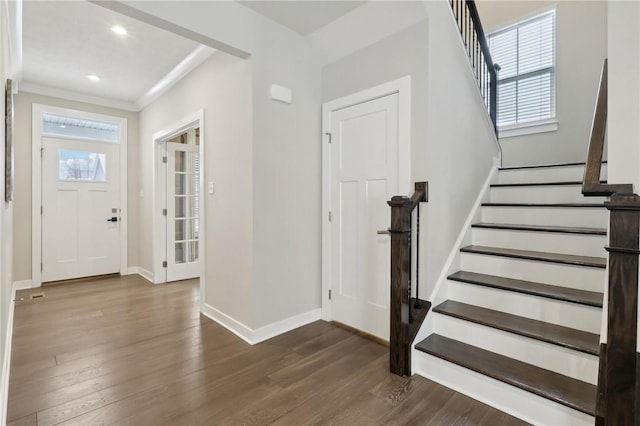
left=201, top=303, right=254, bottom=344
left=12, top=280, right=34, bottom=290
left=252, top=308, right=322, bottom=344
left=126, top=267, right=154, bottom=283
left=2, top=282, right=21, bottom=425
left=201, top=303, right=322, bottom=345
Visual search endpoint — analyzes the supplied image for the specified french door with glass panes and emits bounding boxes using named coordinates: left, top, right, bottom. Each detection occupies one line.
left=166, top=142, right=200, bottom=281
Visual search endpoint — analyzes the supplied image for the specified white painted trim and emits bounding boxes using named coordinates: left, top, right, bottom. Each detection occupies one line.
left=201, top=304, right=322, bottom=345
left=135, top=45, right=215, bottom=110
left=321, top=76, right=411, bottom=322
left=151, top=110, right=206, bottom=308
left=252, top=309, right=322, bottom=344
left=201, top=303, right=254, bottom=345
left=499, top=120, right=559, bottom=139
left=4, top=0, right=22, bottom=81
left=12, top=280, right=34, bottom=290
left=2, top=282, right=20, bottom=425
left=411, top=166, right=497, bottom=349
left=31, top=104, right=128, bottom=287
left=21, top=83, right=138, bottom=112
left=126, top=267, right=154, bottom=283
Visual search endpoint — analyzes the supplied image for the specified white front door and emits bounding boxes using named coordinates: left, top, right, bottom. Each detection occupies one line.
left=330, top=93, right=399, bottom=340
left=166, top=142, right=200, bottom=282
left=42, top=137, right=121, bottom=282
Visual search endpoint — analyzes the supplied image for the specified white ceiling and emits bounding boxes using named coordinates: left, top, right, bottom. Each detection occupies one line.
left=238, top=1, right=366, bottom=35
left=22, top=0, right=205, bottom=106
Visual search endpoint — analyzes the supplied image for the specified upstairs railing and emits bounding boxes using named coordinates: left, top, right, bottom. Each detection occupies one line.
left=388, top=182, right=430, bottom=376
left=582, top=59, right=640, bottom=425
left=449, top=0, right=500, bottom=132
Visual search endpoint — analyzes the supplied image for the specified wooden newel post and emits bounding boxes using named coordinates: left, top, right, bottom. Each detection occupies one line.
left=388, top=195, right=412, bottom=376
left=600, top=193, right=640, bottom=425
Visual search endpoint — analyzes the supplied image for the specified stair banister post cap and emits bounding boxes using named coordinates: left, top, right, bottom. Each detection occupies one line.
left=605, top=193, right=640, bottom=211
left=388, top=196, right=412, bottom=207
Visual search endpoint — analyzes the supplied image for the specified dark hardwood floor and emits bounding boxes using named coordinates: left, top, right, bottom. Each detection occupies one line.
left=7, top=275, right=528, bottom=425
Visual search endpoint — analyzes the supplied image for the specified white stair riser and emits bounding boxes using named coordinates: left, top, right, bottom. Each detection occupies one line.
left=482, top=206, right=607, bottom=228
left=434, top=314, right=598, bottom=384
left=472, top=228, right=607, bottom=258
left=461, top=253, right=606, bottom=292
left=490, top=185, right=608, bottom=204
left=413, top=352, right=595, bottom=426
left=448, top=281, right=602, bottom=333
left=497, top=164, right=607, bottom=185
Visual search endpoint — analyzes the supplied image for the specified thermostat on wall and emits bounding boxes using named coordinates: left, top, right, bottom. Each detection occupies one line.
left=270, top=84, right=293, bottom=104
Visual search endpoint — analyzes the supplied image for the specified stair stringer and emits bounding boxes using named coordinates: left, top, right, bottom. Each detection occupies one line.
left=411, top=166, right=497, bottom=356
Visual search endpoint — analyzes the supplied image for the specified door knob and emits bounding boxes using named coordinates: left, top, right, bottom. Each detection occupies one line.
left=107, top=217, right=119, bottom=222
left=377, top=229, right=390, bottom=235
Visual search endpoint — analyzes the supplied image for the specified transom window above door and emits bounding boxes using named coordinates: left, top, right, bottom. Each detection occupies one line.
left=43, top=113, right=120, bottom=142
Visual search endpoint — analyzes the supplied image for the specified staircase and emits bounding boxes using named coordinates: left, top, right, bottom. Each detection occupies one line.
left=414, top=162, right=608, bottom=425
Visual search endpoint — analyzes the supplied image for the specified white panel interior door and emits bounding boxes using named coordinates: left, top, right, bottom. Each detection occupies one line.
left=330, top=93, right=399, bottom=340
left=166, top=142, right=200, bottom=282
left=42, top=137, right=120, bottom=282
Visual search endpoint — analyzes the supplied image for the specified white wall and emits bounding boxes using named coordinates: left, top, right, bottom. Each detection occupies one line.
left=0, top=0, right=15, bottom=418
left=12, top=92, right=140, bottom=282
left=138, top=52, right=255, bottom=327
left=605, top=0, right=640, bottom=347
left=476, top=0, right=608, bottom=167
left=115, top=1, right=324, bottom=330
left=607, top=0, right=640, bottom=192
left=323, top=3, right=499, bottom=300
left=420, top=0, right=499, bottom=298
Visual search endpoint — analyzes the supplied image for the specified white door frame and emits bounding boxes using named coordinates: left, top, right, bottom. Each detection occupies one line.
left=31, top=103, right=128, bottom=287
left=321, top=76, right=411, bottom=322
left=151, top=110, right=205, bottom=304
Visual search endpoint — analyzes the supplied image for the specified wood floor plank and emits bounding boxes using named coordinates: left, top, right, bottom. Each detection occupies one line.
left=8, top=275, right=527, bottom=426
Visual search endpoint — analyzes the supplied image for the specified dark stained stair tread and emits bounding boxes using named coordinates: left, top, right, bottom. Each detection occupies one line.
left=491, top=181, right=606, bottom=188
left=433, top=300, right=600, bottom=355
left=415, top=334, right=597, bottom=415
left=472, top=222, right=607, bottom=235
left=460, top=245, right=606, bottom=269
left=448, top=271, right=603, bottom=307
left=482, top=202, right=605, bottom=208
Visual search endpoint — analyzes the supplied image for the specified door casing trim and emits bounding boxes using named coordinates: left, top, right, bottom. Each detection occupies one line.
left=31, top=103, right=128, bottom=287
left=151, top=109, right=206, bottom=309
left=320, top=76, right=412, bottom=322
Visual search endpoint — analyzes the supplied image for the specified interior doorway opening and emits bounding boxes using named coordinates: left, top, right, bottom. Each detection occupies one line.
left=152, top=111, right=205, bottom=294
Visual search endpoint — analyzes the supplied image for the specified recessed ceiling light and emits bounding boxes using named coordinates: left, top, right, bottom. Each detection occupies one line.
left=87, top=74, right=101, bottom=82
left=111, top=25, right=127, bottom=36
left=59, top=125, right=67, bottom=129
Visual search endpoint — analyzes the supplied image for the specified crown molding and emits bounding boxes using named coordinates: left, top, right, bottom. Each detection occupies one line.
left=135, top=45, right=215, bottom=110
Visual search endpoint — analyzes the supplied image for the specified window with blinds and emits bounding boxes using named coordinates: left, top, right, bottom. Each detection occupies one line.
left=488, top=10, right=556, bottom=127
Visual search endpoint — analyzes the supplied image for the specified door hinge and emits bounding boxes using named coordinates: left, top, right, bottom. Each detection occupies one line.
left=40, top=147, right=44, bottom=157
left=329, top=289, right=332, bottom=300
left=41, top=263, right=43, bottom=272
left=40, top=205, right=43, bottom=215
left=328, top=211, right=332, bottom=222
left=162, top=208, right=167, bottom=216
left=162, top=261, right=167, bottom=268
left=162, top=156, right=167, bottom=164
left=325, top=132, right=332, bottom=144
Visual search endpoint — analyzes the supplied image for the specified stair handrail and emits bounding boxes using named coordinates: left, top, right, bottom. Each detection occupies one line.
left=388, top=182, right=430, bottom=376
left=449, top=0, right=501, bottom=133
left=583, top=58, right=640, bottom=425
